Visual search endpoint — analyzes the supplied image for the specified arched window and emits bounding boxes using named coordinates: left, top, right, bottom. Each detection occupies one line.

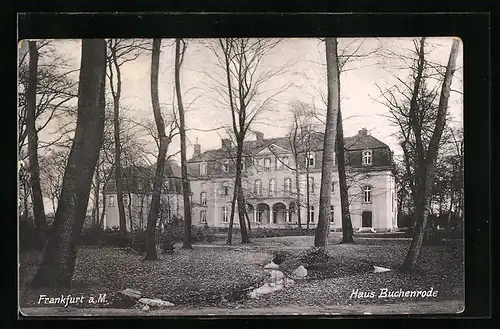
left=269, top=179, right=276, bottom=196
left=308, top=177, right=315, bottom=194
left=255, top=179, right=262, bottom=196
left=363, top=185, right=372, bottom=203
left=200, top=192, right=207, bottom=206
left=284, top=178, right=292, bottom=192
left=264, top=158, right=271, bottom=171
left=363, top=150, right=373, bottom=166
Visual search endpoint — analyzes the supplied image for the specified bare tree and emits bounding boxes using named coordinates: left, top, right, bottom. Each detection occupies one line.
left=378, top=38, right=460, bottom=272
left=144, top=39, right=177, bottom=260
left=174, top=38, right=193, bottom=249
left=206, top=38, right=288, bottom=244
left=30, top=39, right=107, bottom=288
left=106, top=39, right=150, bottom=234
left=314, top=38, right=340, bottom=248
left=25, top=41, right=48, bottom=235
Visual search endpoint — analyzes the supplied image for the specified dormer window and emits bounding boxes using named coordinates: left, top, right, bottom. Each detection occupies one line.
left=200, top=162, right=207, bottom=176
left=363, top=150, right=372, bottom=166
left=221, top=161, right=229, bottom=173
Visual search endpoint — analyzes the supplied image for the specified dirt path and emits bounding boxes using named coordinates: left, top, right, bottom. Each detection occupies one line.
left=21, top=300, right=463, bottom=316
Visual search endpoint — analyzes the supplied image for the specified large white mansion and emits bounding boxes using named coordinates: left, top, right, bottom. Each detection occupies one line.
left=104, top=128, right=398, bottom=232
left=187, top=128, right=398, bottom=231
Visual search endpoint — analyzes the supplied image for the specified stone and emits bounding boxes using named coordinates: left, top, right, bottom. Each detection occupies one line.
left=291, top=265, right=307, bottom=279
left=138, top=298, right=175, bottom=307
left=264, top=261, right=279, bottom=269
left=119, top=288, right=143, bottom=299
left=373, top=266, right=392, bottom=273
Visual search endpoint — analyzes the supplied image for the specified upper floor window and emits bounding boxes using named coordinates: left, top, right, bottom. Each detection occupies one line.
left=363, top=150, right=373, bottom=166
left=330, top=205, right=335, bottom=223
left=363, top=185, right=372, bottom=203
left=107, top=179, right=116, bottom=191
left=221, top=206, right=229, bottom=223
left=307, top=153, right=315, bottom=168
left=123, top=195, right=130, bottom=207
left=221, top=161, right=229, bottom=173
left=222, top=182, right=229, bottom=196
left=255, top=179, right=262, bottom=196
left=284, top=177, right=292, bottom=192
left=308, top=177, right=315, bottom=194
left=331, top=180, right=335, bottom=193
left=282, top=156, right=289, bottom=169
left=269, top=179, right=276, bottom=196
left=200, top=162, right=207, bottom=176
left=264, top=157, right=271, bottom=171
left=241, top=159, right=246, bottom=172
left=275, top=157, right=282, bottom=171
left=109, top=196, right=115, bottom=207
left=200, top=192, right=207, bottom=206
left=200, top=210, right=207, bottom=223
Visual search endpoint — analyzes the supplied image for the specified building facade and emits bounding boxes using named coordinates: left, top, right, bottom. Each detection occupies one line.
left=187, top=128, right=398, bottom=232
left=103, top=161, right=184, bottom=231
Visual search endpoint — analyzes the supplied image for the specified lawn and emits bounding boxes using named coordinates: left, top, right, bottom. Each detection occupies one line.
left=19, top=235, right=464, bottom=313
left=19, top=246, right=271, bottom=309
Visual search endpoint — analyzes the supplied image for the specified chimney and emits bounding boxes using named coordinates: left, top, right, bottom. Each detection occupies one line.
left=221, top=138, right=232, bottom=149
left=358, top=128, right=368, bottom=136
left=255, top=131, right=264, bottom=141
left=193, top=137, right=201, bottom=157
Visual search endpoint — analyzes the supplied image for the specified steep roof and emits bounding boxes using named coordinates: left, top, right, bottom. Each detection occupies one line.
left=188, top=128, right=389, bottom=162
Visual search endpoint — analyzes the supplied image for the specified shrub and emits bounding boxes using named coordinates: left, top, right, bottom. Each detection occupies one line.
left=80, top=224, right=105, bottom=245
left=300, top=247, right=330, bottom=268
left=272, top=250, right=289, bottom=265
left=129, top=229, right=147, bottom=253
left=159, top=231, right=175, bottom=254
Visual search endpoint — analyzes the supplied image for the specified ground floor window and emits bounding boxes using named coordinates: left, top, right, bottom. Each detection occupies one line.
left=200, top=210, right=207, bottom=223
left=222, top=206, right=229, bottom=223
left=330, top=206, right=334, bottom=223
left=256, top=209, right=262, bottom=223
left=308, top=206, right=314, bottom=223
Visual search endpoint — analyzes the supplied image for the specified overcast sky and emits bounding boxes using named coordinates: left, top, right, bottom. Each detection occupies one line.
left=34, top=37, right=463, bottom=163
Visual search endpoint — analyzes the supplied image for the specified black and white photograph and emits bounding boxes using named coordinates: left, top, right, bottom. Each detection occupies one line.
left=18, top=36, right=464, bottom=316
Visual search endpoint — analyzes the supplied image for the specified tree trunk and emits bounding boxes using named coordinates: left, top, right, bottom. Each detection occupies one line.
left=94, top=172, right=100, bottom=226
left=139, top=195, right=144, bottom=230
left=400, top=39, right=460, bottom=273
left=128, top=191, right=133, bottom=231
left=175, top=39, right=193, bottom=250
left=234, top=138, right=250, bottom=244
left=306, top=169, right=310, bottom=230
left=145, top=38, right=170, bottom=260
left=314, top=37, right=340, bottom=248
left=26, top=40, right=47, bottom=235
left=336, top=108, right=355, bottom=243
left=30, top=39, right=107, bottom=288
left=99, top=187, right=106, bottom=228
left=226, top=184, right=237, bottom=245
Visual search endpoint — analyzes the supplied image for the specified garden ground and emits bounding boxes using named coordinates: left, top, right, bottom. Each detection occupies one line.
left=19, top=233, right=464, bottom=316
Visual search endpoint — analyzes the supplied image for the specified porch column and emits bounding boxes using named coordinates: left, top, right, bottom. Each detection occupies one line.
left=253, top=206, right=257, bottom=223
left=269, top=206, right=274, bottom=224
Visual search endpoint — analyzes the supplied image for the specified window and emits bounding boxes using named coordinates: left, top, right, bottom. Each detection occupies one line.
left=222, top=182, right=229, bottom=196
left=200, top=162, right=207, bottom=176
left=264, top=158, right=271, bottom=171
left=307, top=153, right=315, bottom=167
left=241, top=159, right=246, bottom=172
left=255, top=179, right=262, bottom=196
left=123, top=195, right=129, bottom=207
left=308, top=177, right=315, bottom=194
left=330, top=206, right=335, bottom=223
left=284, top=178, right=292, bottom=192
left=256, top=209, right=262, bottom=223
left=200, top=210, right=207, bottom=223
left=221, top=206, right=229, bottom=223
left=331, top=180, right=335, bottom=193
left=308, top=206, right=315, bottom=223
left=269, top=179, right=276, bottom=196
left=107, top=180, right=116, bottom=191
left=221, top=162, right=229, bottom=173
left=363, top=186, right=372, bottom=203
left=275, top=157, right=282, bottom=170
left=200, top=192, right=207, bottom=206
left=391, top=192, right=394, bottom=210
left=109, top=196, right=115, bottom=207
left=285, top=210, right=291, bottom=223
left=363, top=150, right=372, bottom=166
left=283, top=156, right=289, bottom=168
